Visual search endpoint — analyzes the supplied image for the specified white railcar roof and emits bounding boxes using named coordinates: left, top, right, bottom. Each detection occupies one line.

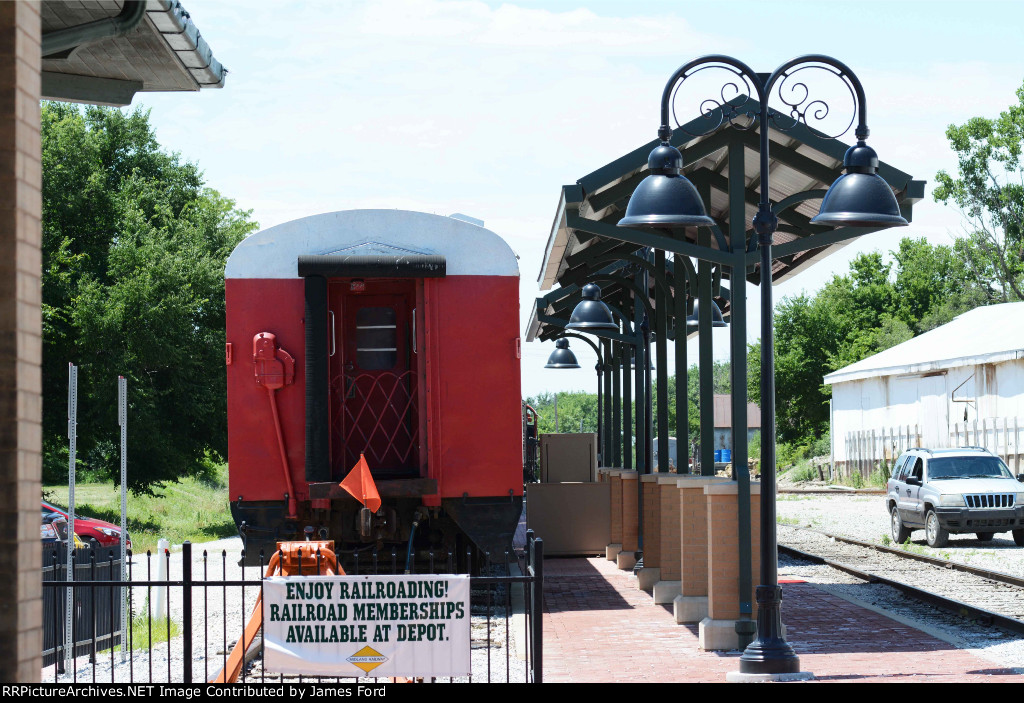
left=824, top=302, right=1024, bottom=385
left=226, top=210, right=519, bottom=279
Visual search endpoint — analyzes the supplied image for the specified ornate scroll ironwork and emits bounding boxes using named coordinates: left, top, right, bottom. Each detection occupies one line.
left=767, top=63, right=857, bottom=138
left=666, top=59, right=859, bottom=141
left=669, top=63, right=758, bottom=138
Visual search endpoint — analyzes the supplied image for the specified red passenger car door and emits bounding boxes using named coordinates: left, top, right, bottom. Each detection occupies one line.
left=329, top=280, right=419, bottom=478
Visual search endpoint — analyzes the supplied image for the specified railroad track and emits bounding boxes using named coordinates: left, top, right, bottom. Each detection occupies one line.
left=778, top=524, right=1024, bottom=635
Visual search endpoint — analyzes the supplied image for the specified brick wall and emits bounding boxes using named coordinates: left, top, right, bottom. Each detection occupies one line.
left=0, top=0, right=42, bottom=683
left=678, top=479, right=714, bottom=597
left=658, top=480, right=680, bottom=581
left=641, top=478, right=659, bottom=568
left=705, top=484, right=761, bottom=621
left=609, top=474, right=622, bottom=544
left=621, top=474, right=638, bottom=552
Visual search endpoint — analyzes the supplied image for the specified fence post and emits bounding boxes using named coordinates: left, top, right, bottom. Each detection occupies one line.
left=182, top=541, right=192, bottom=682
left=155, top=538, right=169, bottom=620
left=65, top=363, right=78, bottom=670
left=1016, top=418, right=1020, bottom=475
left=118, top=375, right=128, bottom=662
left=874, top=429, right=879, bottom=471
left=1003, top=417, right=1009, bottom=464
left=531, top=536, right=543, bottom=684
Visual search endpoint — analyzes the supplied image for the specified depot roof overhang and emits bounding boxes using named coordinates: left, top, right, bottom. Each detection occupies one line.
left=526, top=99, right=924, bottom=343
left=41, top=0, right=226, bottom=107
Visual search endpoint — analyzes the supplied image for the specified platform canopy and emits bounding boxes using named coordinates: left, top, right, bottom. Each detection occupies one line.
left=41, top=0, right=226, bottom=107
left=526, top=100, right=925, bottom=344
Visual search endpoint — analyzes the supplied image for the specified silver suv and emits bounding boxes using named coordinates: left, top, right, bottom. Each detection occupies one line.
left=886, top=447, right=1024, bottom=547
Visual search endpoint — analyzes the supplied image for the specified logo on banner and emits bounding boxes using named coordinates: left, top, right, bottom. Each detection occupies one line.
left=347, top=646, right=388, bottom=674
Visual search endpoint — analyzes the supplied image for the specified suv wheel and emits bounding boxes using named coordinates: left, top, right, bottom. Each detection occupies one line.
left=925, top=510, right=949, bottom=548
left=1013, top=529, right=1024, bottom=547
left=975, top=532, right=995, bottom=542
left=891, top=506, right=911, bottom=544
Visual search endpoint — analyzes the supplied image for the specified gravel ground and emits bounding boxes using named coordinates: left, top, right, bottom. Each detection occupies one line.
left=777, top=490, right=1024, bottom=578
left=777, top=491, right=1024, bottom=671
left=42, top=537, right=529, bottom=684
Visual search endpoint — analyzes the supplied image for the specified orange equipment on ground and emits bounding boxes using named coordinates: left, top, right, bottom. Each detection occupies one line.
left=211, top=540, right=340, bottom=684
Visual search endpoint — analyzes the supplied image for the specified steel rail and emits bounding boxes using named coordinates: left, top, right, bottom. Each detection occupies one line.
left=782, top=524, right=1024, bottom=589
left=778, top=543, right=1024, bottom=637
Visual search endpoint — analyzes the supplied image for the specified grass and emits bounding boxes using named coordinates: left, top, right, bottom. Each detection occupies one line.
left=43, top=463, right=235, bottom=554
left=781, top=461, right=818, bottom=483
left=829, top=465, right=890, bottom=490
left=777, top=516, right=801, bottom=526
left=126, top=605, right=180, bottom=650
left=102, top=611, right=181, bottom=654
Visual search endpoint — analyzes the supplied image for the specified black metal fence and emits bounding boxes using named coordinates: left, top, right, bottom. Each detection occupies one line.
left=42, top=548, right=124, bottom=669
left=41, top=532, right=544, bottom=684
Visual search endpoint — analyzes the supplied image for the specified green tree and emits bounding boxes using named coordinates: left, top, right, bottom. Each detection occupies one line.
left=42, top=103, right=258, bottom=492
left=525, top=391, right=599, bottom=435
left=749, top=236, right=996, bottom=447
left=934, top=81, right=1024, bottom=301
left=892, top=237, right=987, bottom=332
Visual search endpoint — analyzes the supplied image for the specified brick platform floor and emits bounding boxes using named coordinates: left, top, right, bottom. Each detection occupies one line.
left=541, top=556, right=1024, bottom=683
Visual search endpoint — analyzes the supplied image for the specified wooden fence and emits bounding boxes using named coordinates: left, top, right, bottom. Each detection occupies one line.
left=841, top=417, right=1024, bottom=481
left=841, top=425, right=922, bottom=481
left=950, top=417, right=1023, bottom=474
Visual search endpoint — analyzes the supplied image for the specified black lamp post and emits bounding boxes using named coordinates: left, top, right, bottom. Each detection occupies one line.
left=566, top=282, right=652, bottom=561
left=545, top=336, right=605, bottom=463
left=618, top=55, right=907, bottom=675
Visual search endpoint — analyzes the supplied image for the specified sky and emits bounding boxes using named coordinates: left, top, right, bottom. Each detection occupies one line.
left=129, top=0, right=1024, bottom=399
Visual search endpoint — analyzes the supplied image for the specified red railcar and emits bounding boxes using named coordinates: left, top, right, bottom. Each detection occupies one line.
left=224, top=210, right=523, bottom=565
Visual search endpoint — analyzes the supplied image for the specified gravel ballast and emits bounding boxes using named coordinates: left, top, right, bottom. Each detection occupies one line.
left=777, top=491, right=1024, bottom=671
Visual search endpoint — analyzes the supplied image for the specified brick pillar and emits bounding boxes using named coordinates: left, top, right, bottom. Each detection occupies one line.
left=616, top=471, right=638, bottom=570
left=605, top=470, right=623, bottom=561
left=672, top=476, right=721, bottom=623
left=699, top=481, right=761, bottom=651
left=651, top=475, right=682, bottom=604
left=637, top=474, right=660, bottom=592
left=0, top=0, right=42, bottom=683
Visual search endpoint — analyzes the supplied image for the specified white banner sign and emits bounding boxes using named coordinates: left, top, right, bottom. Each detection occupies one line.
left=263, top=574, right=471, bottom=677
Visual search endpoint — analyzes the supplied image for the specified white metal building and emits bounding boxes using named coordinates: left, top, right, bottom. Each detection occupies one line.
left=824, top=303, right=1024, bottom=474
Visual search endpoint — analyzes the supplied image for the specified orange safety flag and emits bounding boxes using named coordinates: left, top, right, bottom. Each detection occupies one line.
left=339, top=453, right=382, bottom=513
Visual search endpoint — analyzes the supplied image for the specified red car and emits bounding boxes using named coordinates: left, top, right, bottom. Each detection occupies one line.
left=40, top=500, right=132, bottom=552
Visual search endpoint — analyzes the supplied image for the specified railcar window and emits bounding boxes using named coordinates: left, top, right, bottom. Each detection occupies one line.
left=356, top=307, right=397, bottom=370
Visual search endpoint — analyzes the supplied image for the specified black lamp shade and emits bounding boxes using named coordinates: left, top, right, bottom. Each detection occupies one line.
left=810, top=142, right=909, bottom=228
left=545, top=338, right=580, bottom=369
left=685, top=298, right=727, bottom=333
left=566, top=284, right=619, bottom=334
left=618, top=144, right=716, bottom=229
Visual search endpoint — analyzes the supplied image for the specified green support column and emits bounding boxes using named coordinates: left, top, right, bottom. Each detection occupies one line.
left=603, top=338, right=613, bottom=465
left=697, top=237, right=715, bottom=474
left=634, top=292, right=646, bottom=475
left=674, top=254, right=689, bottom=473
left=623, top=341, right=633, bottom=469
left=655, top=249, right=669, bottom=473
left=612, top=343, right=622, bottom=467
left=729, top=139, right=754, bottom=646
